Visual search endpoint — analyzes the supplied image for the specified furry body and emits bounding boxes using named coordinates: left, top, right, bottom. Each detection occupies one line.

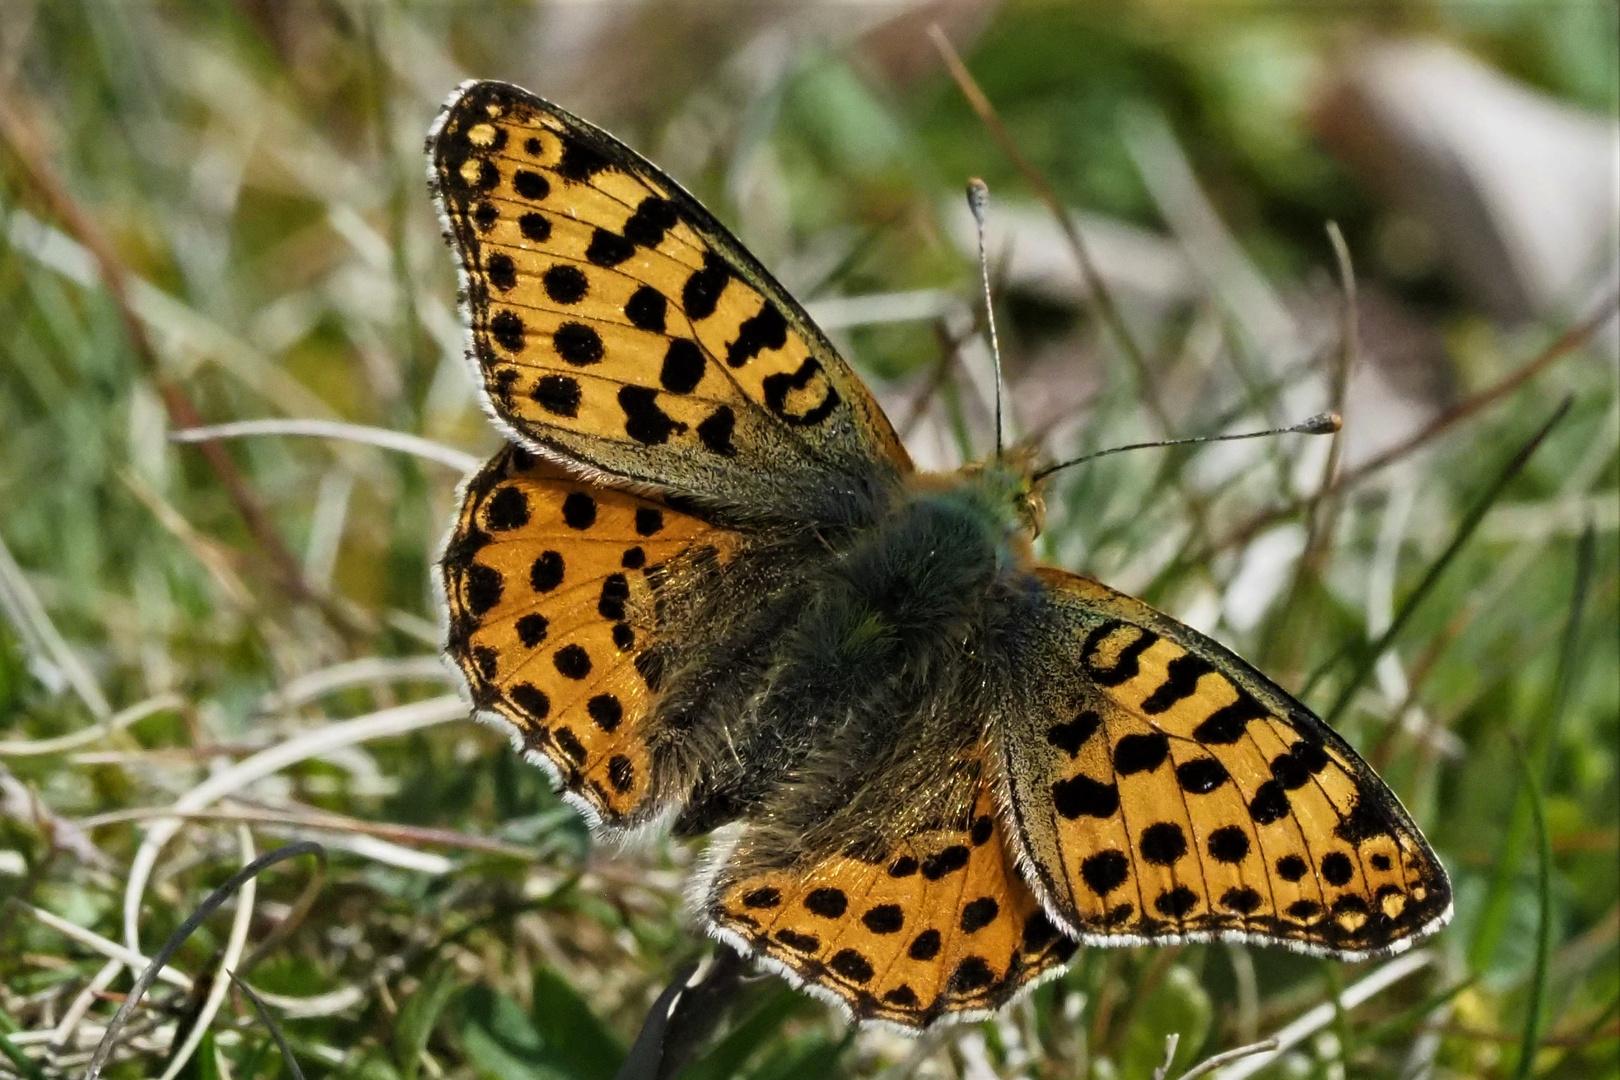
left=656, top=465, right=1037, bottom=858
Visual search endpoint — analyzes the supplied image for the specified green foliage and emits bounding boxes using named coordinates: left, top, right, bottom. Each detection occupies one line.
left=0, top=2, right=1615, bottom=1078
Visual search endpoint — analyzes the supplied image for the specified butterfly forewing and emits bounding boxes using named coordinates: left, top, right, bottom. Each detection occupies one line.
left=443, top=445, right=741, bottom=828
left=1002, top=569, right=1452, bottom=958
left=428, top=81, right=910, bottom=517
left=706, top=762, right=1077, bottom=1029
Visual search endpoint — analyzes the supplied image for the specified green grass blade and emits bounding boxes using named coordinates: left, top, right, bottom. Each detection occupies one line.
left=1471, top=518, right=1598, bottom=971
left=1509, top=737, right=1555, bottom=1080
left=0, top=1008, right=48, bottom=1080
left=1321, top=397, right=1572, bottom=726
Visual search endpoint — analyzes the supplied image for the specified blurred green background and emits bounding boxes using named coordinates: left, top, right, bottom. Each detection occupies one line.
left=0, top=2, right=1615, bottom=1078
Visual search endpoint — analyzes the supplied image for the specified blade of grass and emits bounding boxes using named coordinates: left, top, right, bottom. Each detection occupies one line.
left=156, top=824, right=259, bottom=1080
left=1175, top=1038, right=1278, bottom=1080
left=85, top=841, right=326, bottom=1080
left=1358, top=977, right=1477, bottom=1047
left=1472, top=522, right=1597, bottom=979
left=121, top=694, right=463, bottom=958
left=1509, top=736, right=1555, bottom=1080
left=926, top=24, right=1155, bottom=413
left=171, top=420, right=482, bottom=474
left=227, top=971, right=307, bottom=1080
left=1214, top=950, right=1435, bottom=1080
left=0, top=1007, right=49, bottom=1080
left=1317, top=397, right=1572, bottom=725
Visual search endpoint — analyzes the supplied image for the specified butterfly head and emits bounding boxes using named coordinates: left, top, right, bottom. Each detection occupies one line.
left=956, top=446, right=1046, bottom=541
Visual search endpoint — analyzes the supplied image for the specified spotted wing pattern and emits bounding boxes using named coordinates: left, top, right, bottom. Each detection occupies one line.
left=428, top=80, right=910, bottom=514
left=1001, top=569, right=1452, bottom=959
left=706, top=770, right=1078, bottom=1029
left=442, top=445, right=739, bottom=828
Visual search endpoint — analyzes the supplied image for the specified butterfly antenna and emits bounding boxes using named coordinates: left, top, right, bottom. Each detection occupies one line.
left=1033, top=412, right=1342, bottom=482
left=967, top=178, right=1005, bottom=457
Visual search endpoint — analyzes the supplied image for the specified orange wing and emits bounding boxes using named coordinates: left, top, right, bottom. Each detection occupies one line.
left=441, top=445, right=740, bottom=828
left=703, top=760, right=1077, bottom=1029
left=1000, top=568, right=1452, bottom=959
left=428, top=81, right=909, bottom=517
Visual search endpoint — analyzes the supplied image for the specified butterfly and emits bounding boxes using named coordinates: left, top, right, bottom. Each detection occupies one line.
left=427, top=80, right=1452, bottom=1031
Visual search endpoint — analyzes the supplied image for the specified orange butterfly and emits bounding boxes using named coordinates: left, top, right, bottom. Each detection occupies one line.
left=428, top=81, right=1451, bottom=1030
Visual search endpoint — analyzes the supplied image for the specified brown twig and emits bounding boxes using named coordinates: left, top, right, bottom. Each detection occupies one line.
left=928, top=24, right=1162, bottom=427
left=0, top=93, right=367, bottom=637
left=1193, top=290, right=1618, bottom=564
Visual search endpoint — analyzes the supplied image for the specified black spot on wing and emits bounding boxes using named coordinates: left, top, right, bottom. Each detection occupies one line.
left=682, top=252, right=730, bottom=320
left=1275, top=854, right=1307, bottom=881
left=555, top=140, right=610, bottom=182
left=624, top=286, right=667, bottom=331
left=1194, top=687, right=1270, bottom=744
left=519, top=213, right=551, bottom=242
left=533, top=375, right=581, bottom=417
left=618, top=386, right=687, bottom=445
left=554, top=644, right=591, bottom=679
left=1248, top=781, right=1291, bottom=826
left=659, top=339, right=706, bottom=393
left=465, top=563, right=503, bottom=616
left=562, top=492, right=597, bottom=529
left=1113, top=732, right=1169, bottom=775
left=515, top=614, right=548, bottom=648
left=1047, top=710, right=1101, bottom=757
left=920, top=846, right=970, bottom=880
left=623, top=196, right=678, bottom=247
left=1080, top=850, right=1129, bottom=896
left=725, top=301, right=788, bottom=368
left=1052, top=774, right=1119, bottom=819
left=907, top=929, right=941, bottom=961
left=696, top=406, right=736, bottom=456
left=587, top=694, right=622, bottom=732
left=1154, top=886, right=1199, bottom=918
left=761, top=358, right=839, bottom=427
left=960, top=897, right=998, bottom=932
left=485, top=486, right=530, bottom=530
left=487, top=253, right=516, bottom=291
left=828, top=949, right=874, bottom=983
left=513, top=169, right=549, bottom=200
left=1139, top=653, right=1216, bottom=714
left=543, top=264, right=588, bottom=304
left=607, top=755, right=634, bottom=792
left=1175, top=757, right=1230, bottom=794
left=1082, top=622, right=1158, bottom=687
left=1206, top=825, right=1250, bottom=863
left=554, top=322, right=604, bottom=366
left=530, top=550, right=564, bottom=592
left=1222, top=887, right=1261, bottom=914
left=804, top=888, right=848, bottom=918
left=1139, top=822, right=1187, bottom=866
left=490, top=310, right=525, bottom=353
left=862, top=905, right=904, bottom=933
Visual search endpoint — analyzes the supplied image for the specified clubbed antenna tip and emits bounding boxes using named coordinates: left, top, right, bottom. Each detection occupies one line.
left=1296, top=411, right=1343, bottom=435
left=967, top=177, right=990, bottom=224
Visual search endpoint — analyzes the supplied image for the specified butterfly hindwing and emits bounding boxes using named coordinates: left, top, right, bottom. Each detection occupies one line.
left=1001, top=568, right=1452, bottom=959
left=428, top=81, right=910, bottom=517
left=442, top=445, right=740, bottom=828
left=704, top=754, right=1077, bottom=1030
